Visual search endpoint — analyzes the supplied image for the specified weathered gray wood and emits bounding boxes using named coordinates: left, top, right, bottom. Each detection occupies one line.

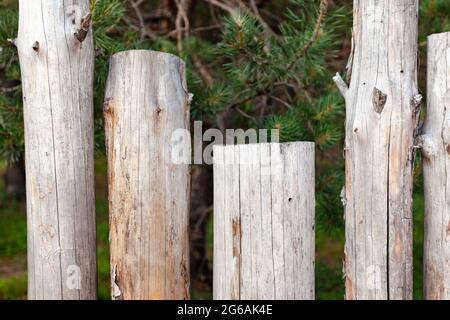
left=420, top=32, right=450, bottom=300
left=104, top=50, right=191, bottom=300
left=17, top=0, right=97, bottom=299
left=334, top=0, right=420, bottom=300
left=213, top=142, right=315, bottom=300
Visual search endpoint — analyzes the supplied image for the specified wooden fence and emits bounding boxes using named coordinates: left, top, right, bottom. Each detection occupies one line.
left=104, top=50, right=191, bottom=300
left=421, top=32, right=450, bottom=300
left=17, top=0, right=97, bottom=299
left=334, top=0, right=420, bottom=300
left=11, top=0, right=450, bottom=300
left=213, top=143, right=315, bottom=300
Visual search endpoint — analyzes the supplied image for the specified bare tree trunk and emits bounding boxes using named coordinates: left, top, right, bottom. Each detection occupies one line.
left=334, top=0, right=420, bottom=300
left=104, top=50, right=191, bottom=300
left=17, top=0, right=96, bottom=299
left=213, top=142, right=315, bottom=300
left=420, top=32, right=450, bottom=300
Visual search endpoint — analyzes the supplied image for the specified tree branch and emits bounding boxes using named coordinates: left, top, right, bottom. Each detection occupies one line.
left=223, top=0, right=329, bottom=112
left=333, top=72, right=349, bottom=97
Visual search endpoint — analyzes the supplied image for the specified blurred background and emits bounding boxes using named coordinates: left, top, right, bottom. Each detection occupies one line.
left=0, top=0, right=449, bottom=299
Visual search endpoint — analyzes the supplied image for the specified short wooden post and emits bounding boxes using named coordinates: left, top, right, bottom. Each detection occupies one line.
left=420, top=32, right=450, bottom=300
left=334, top=0, right=420, bottom=300
left=213, top=142, right=315, bottom=300
left=104, top=50, right=191, bottom=300
left=17, top=0, right=97, bottom=299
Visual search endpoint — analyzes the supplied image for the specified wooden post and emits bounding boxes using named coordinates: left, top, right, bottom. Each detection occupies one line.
left=104, top=50, right=191, bottom=300
left=420, top=32, right=450, bottom=300
left=213, top=142, right=315, bottom=300
left=16, top=0, right=97, bottom=299
left=334, top=0, right=420, bottom=299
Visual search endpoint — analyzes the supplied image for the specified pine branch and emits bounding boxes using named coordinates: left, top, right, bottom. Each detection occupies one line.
left=223, top=0, right=329, bottom=112
left=285, top=0, right=328, bottom=72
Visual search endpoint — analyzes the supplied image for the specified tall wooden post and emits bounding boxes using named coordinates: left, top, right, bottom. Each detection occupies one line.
left=213, top=142, right=315, bottom=300
left=420, top=32, right=450, bottom=300
left=104, top=50, right=191, bottom=300
left=17, top=0, right=97, bottom=299
left=334, top=0, right=421, bottom=299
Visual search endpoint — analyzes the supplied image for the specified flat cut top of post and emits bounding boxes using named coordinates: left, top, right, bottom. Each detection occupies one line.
left=110, top=49, right=185, bottom=65
left=214, top=141, right=315, bottom=150
left=428, top=32, right=450, bottom=40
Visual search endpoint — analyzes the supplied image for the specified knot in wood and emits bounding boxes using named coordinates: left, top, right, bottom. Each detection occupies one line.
left=372, top=87, right=387, bottom=114
left=32, top=41, right=40, bottom=52
left=74, top=13, right=92, bottom=43
left=103, top=98, right=113, bottom=114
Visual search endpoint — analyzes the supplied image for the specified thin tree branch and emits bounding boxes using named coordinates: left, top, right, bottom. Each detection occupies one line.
left=161, top=24, right=222, bottom=38
left=191, top=54, right=215, bottom=87
left=128, top=0, right=157, bottom=41
left=285, top=0, right=328, bottom=72
left=269, top=94, right=292, bottom=110
left=203, top=0, right=236, bottom=15
left=175, top=0, right=192, bottom=52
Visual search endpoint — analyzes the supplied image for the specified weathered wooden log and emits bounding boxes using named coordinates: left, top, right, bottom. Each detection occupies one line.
left=421, top=32, right=450, bottom=300
left=213, top=142, right=315, bottom=300
left=334, top=0, right=421, bottom=299
left=104, top=50, right=191, bottom=300
left=17, top=0, right=97, bottom=299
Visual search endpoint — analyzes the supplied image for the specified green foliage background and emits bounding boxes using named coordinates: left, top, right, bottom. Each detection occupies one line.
left=0, top=0, right=448, bottom=299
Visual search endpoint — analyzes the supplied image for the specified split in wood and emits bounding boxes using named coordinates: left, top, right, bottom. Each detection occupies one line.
left=74, top=13, right=92, bottom=43
left=112, top=265, right=121, bottom=299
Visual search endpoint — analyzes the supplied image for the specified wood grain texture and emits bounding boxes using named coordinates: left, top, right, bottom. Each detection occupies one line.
left=213, top=142, right=315, bottom=300
left=104, top=50, right=191, bottom=300
left=17, top=0, right=96, bottom=300
left=335, top=0, right=420, bottom=300
left=421, top=32, right=450, bottom=300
